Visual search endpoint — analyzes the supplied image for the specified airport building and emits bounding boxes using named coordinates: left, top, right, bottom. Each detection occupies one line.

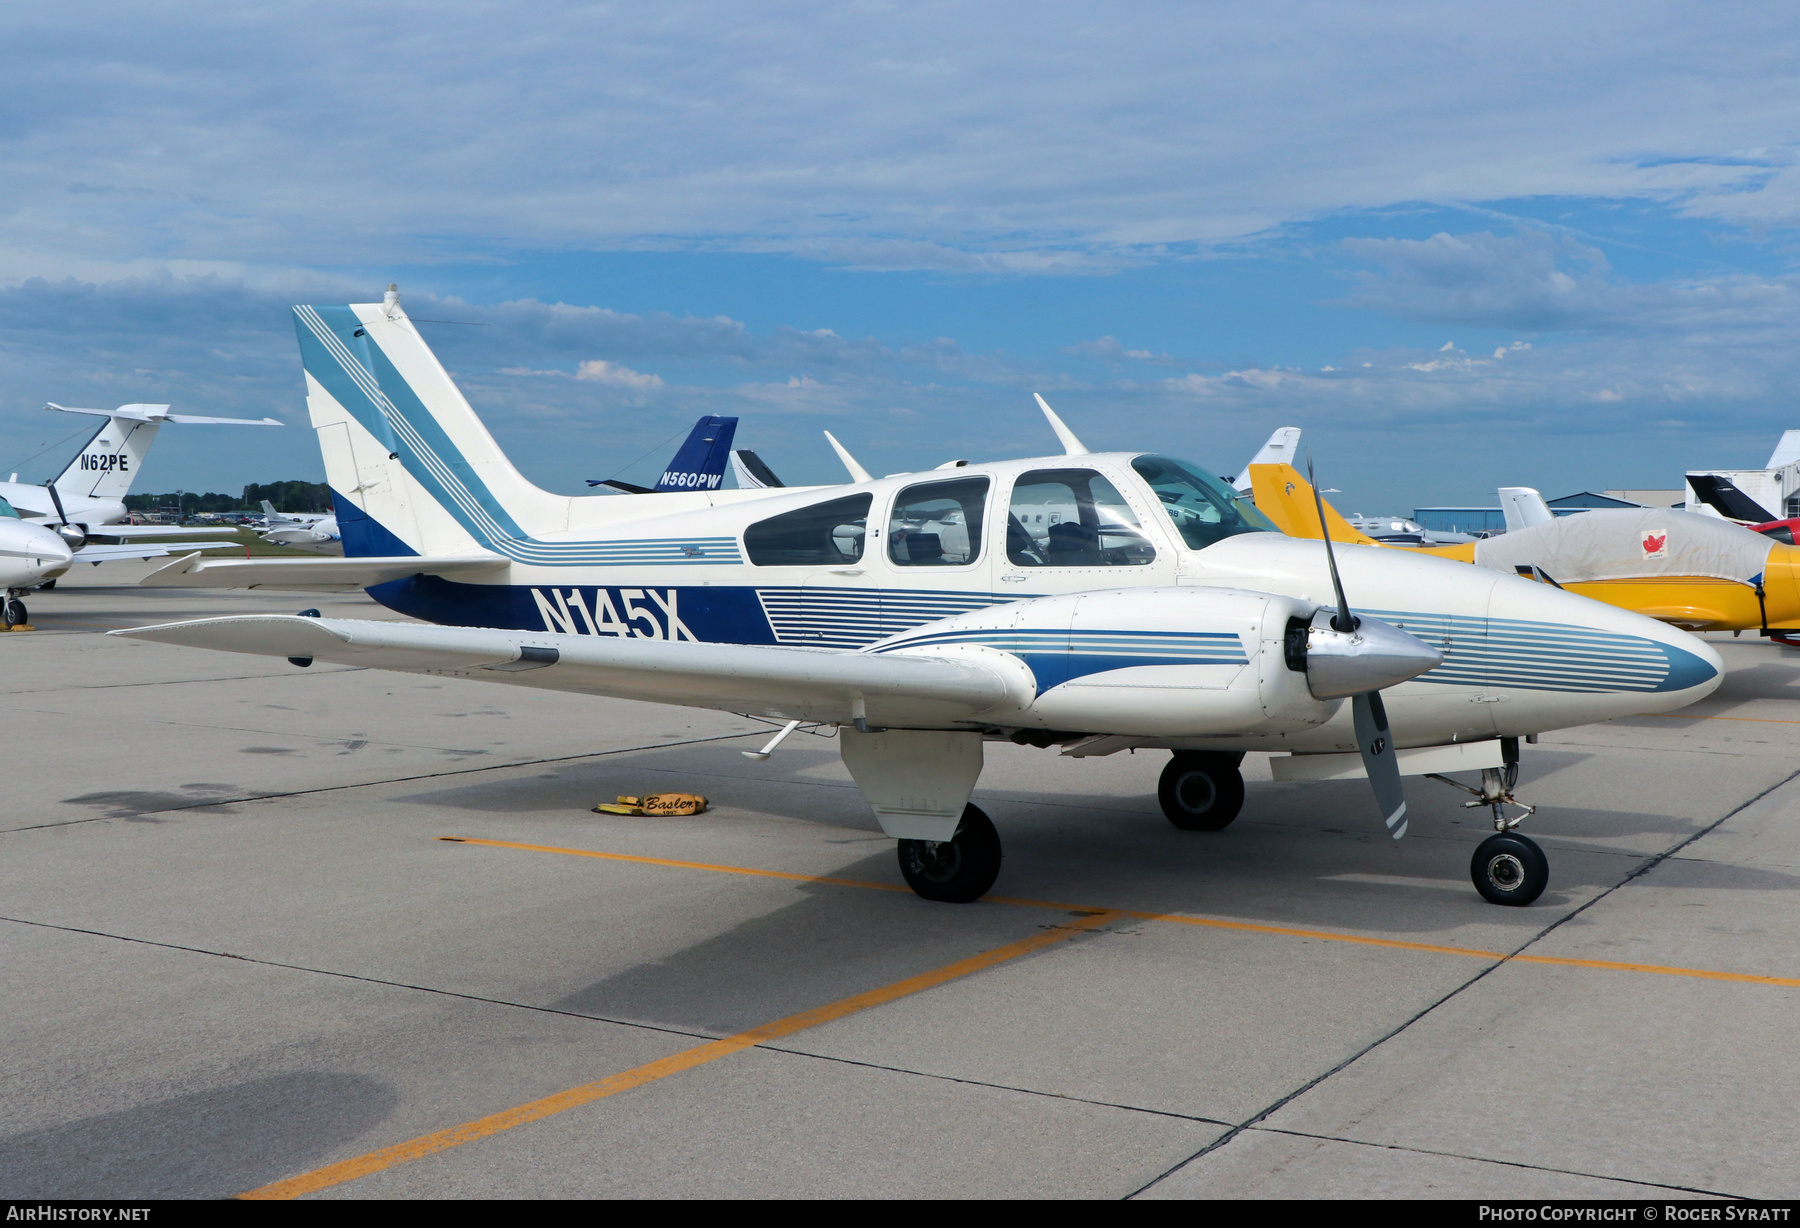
left=1416, top=489, right=1684, bottom=537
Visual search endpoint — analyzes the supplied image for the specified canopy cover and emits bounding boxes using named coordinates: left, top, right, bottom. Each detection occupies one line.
left=1473, top=508, right=1772, bottom=586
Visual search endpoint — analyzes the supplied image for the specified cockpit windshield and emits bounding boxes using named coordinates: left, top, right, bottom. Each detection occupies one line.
left=1130, top=455, right=1276, bottom=550
left=0, top=497, right=18, bottom=520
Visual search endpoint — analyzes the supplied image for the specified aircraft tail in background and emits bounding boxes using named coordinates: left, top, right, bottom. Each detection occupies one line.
left=586, top=415, right=738, bottom=494
left=1232, top=427, right=1302, bottom=494
left=654, top=416, right=736, bottom=491
left=44, top=402, right=281, bottom=501
left=1498, top=487, right=1555, bottom=533
left=1246, top=463, right=1380, bottom=545
left=730, top=449, right=785, bottom=489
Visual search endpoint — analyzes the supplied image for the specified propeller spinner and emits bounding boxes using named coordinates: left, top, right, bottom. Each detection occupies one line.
left=1304, top=456, right=1443, bottom=839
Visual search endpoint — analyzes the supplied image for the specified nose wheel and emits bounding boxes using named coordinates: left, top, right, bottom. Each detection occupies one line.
left=897, top=804, right=1002, bottom=903
left=1471, top=832, right=1548, bottom=906
left=4, top=594, right=27, bottom=628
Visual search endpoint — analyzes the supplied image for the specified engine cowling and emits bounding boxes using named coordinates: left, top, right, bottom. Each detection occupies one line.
left=884, top=585, right=1439, bottom=738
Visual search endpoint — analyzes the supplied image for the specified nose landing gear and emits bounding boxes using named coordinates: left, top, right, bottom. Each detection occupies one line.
left=4, top=591, right=28, bottom=628
left=1427, top=751, right=1548, bottom=906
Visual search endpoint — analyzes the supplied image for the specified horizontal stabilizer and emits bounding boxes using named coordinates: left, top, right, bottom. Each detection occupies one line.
left=138, top=552, right=508, bottom=590
left=109, top=616, right=1012, bottom=726
left=45, top=402, right=281, bottom=426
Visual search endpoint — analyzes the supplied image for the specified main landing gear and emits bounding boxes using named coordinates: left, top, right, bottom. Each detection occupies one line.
left=1429, top=752, right=1548, bottom=907
left=3, top=592, right=27, bottom=628
left=1157, top=751, right=1245, bottom=831
left=897, top=804, right=1003, bottom=903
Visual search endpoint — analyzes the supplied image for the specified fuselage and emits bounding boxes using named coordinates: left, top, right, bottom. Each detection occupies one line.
left=351, top=450, right=1722, bottom=746
left=0, top=482, right=125, bottom=529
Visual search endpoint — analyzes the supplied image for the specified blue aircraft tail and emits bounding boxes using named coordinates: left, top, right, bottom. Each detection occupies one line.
left=586, top=416, right=738, bottom=494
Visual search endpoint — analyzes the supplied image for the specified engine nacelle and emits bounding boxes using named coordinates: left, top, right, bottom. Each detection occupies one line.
left=884, top=586, right=1357, bottom=737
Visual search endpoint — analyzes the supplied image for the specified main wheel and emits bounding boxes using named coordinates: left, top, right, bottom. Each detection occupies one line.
left=1158, top=753, right=1245, bottom=831
left=4, top=598, right=27, bottom=628
left=897, top=803, right=1002, bottom=903
left=1471, top=833, right=1548, bottom=906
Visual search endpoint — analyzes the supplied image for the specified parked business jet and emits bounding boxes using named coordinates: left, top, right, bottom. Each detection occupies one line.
left=1, top=403, right=282, bottom=548
left=0, top=496, right=74, bottom=625
left=119, top=291, right=1722, bottom=908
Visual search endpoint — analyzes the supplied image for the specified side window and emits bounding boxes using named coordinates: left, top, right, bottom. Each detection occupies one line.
left=1006, top=469, right=1156, bottom=567
left=887, top=477, right=989, bottom=567
left=744, top=494, right=872, bottom=566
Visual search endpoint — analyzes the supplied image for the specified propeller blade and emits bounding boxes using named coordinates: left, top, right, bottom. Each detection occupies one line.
left=44, top=480, right=68, bottom=526
left=1306, top=454, right=1355, bottom=632
left=1352, top=690, right=1407, bottom=839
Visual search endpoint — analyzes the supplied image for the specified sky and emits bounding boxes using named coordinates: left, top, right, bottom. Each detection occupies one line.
left=3, top=2, right=1799, bottom=511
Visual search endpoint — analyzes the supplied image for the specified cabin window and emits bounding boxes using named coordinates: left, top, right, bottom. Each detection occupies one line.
left=0, top=497, right=18, bottom=520
left=744, top=493, right=872, bottom=566
left=887, top=477, right=989, bottom=566
left=1005, top=469, right=1156, bottom=567
left=1130, top=455, right=1277, bottom=551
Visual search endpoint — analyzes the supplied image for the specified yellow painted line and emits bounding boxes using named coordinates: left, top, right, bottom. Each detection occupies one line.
left=444, top=837, right=1800, bottom=990
left=440, top=836, right=914, bottom=893
left=240, top=906, right=1120, bottom=1199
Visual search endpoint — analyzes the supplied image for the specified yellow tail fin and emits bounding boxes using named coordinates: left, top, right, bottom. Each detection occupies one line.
left=1247, top=464, right=1380, bottom=546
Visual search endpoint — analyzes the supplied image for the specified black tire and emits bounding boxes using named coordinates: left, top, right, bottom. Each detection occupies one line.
left=1158, top=753, right=1246, bottom=831
left=4, top=599, right=26, bottom=628
left=897, top=804, right=1003, bottom=903
left=1471, top=833, right=1548, bottom=906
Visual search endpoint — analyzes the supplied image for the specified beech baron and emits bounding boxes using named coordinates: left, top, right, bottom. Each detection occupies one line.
left=118, top=291, right=1724, bottom=907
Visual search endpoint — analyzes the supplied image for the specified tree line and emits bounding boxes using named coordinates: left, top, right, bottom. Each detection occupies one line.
left=122, top=481, right=333, bottom=515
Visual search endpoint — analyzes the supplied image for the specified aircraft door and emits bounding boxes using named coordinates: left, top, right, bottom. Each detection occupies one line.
left=996, top=466, right=1173, bottom=598
left=878, top=476, right=997, bottom=639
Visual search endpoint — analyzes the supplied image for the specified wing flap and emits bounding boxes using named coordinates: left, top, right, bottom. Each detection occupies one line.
left=109, top=616, right=1013, bottom=725
left=138, top=553, right=508, bottom=590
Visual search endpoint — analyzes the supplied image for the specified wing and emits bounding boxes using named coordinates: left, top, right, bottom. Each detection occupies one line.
left=109, top=615, right=1015, bottom=726
left=86, top=525, right=242, bottom=540
left=73, top=542, right=243, bottom=563
left=139, top=552, right=509, bottom=590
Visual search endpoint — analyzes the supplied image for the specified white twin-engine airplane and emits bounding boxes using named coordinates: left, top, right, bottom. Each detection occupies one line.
left=119, top=291, right=1724, bottom=908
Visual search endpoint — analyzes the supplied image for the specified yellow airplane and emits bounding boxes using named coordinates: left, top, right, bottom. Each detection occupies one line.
left=1249, top=463, right=1800, bottom=634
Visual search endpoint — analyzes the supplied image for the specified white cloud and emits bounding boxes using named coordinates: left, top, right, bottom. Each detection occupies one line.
left=574, top=360, right=663, bottom=388
left=3, top=4, right=1800, bottom=280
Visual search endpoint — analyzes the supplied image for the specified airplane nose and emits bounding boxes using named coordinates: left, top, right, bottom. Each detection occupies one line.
left=1303, top=612, right=1445, bottom=699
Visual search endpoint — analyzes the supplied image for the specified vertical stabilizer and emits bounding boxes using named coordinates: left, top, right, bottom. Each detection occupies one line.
left=295, top=293, right=571, bottom=558
left=1232, top=427, right=1302, bottom=494
left=49, top=414, right=162, bottom=500
left=1497, top=487, right=1555, bottom=533
left=1768, top=431, right=1800, bottom=471
left=731, top=450, right=785, bottom=489
left=653, top=416, right=737, bottom=492
left=1246, top=464, right=1380, bottom=545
